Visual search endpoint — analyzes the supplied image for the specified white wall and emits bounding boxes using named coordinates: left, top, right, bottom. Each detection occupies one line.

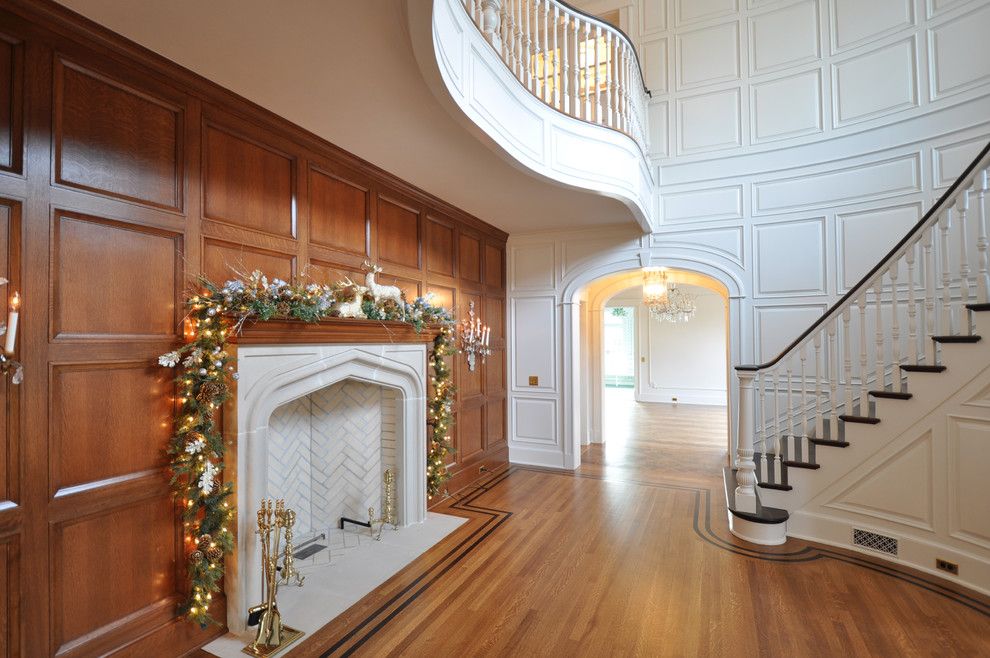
left=608, top=285, right=728, bottom=405
left=508, top=0, right=990, bottom=469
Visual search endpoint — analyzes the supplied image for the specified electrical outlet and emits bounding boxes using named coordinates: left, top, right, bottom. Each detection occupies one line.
left=528, top=375, right=539, bottom=386
left=936, top=558, right=959, bottom=575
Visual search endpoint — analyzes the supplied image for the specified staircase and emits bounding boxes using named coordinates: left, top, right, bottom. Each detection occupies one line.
left=728, top=140, right=990, bottom=570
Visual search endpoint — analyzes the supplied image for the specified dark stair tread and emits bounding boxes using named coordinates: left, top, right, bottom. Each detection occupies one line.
left=869, top=390, right=912, bottom=400
left=901, top=364, right=947, bottom=373
left=724, top=467, right=789, bottom=524
left=966, top=303, right=990, bottom=312
left=932, top=335, right=981, bottom=343
left=839, top=414, right=881, bottom=425
left=783, top=460, right=821, bottom=470
left=809, top=438, right=850, bottom=447
left=758, top=482, right=793, bottom=491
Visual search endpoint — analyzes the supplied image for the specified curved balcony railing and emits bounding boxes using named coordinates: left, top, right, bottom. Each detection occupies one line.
left=462, top=0, right=651, bottom=153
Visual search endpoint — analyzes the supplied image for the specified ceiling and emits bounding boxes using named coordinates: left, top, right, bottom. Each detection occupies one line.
left=55, top=0, right=634, bottom=234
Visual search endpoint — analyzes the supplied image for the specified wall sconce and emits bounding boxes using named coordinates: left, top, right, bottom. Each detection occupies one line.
left=459, top=301, right=491, bottom=371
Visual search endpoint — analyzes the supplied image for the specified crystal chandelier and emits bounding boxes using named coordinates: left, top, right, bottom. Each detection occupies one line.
left=642, top=268, right=696, bottom=323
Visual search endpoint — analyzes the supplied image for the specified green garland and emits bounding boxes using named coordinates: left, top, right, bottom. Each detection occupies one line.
left=158, top=270, right=456, bottom=627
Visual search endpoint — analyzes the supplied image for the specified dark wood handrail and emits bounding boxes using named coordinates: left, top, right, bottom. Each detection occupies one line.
left=736, top=139, right=990, bottom=372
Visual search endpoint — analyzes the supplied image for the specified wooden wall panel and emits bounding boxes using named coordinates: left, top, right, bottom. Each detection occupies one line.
left=51, top=211, right=181, bottom=341
left=203, top=125, right=294, bottom=237
left=52, top=494, right=177, bottom=653
left=426, top=216, right=454, bottom=277
left=203, top=238, right=294, bottom=284
left=377, top=195, right=420, bottom=269
left=309, top=166, right=368, bottom=256
left=55, top=59, right=182, bottom=210
left=379, top=271, right=421, bottom=301
left=0, top=2, right=507, bottom=654
left=459, top=233, right=481, bottom=284
left=50, top=362, right=171, bottom=492
left=0, top=33, right=22, bottom=174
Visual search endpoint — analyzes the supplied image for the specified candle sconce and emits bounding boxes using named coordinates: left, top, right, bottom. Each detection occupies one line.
left=459, top=301, right=491, bottom=372
left=0, top=281, right=21, bottom=384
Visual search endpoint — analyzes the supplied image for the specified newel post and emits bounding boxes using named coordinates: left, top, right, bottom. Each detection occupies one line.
left=734, top=369, right=758, bottom=513
left=481, top=0, right=503, bottom=53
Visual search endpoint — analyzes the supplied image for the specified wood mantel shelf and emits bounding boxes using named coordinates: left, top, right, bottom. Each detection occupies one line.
left=226, top=317, right=442, bottom=345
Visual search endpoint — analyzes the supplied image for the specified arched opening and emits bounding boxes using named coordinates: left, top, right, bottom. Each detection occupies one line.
left=574, top=268, right=732, bottom=472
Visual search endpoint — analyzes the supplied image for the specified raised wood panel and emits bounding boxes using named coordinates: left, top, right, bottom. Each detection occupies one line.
left=55, top=59, right=182, bottom=210
left=458, top=233, right=482, bottom=284
left=377, top=196, right=420, bottom=269
left=458, top=405, right=484, bottom=462
left=203, top=238, right=294, bottom=285
left=0, top=34, right=22, bottom=174
left=0, top=200, right=14, bottom=504
left=52, top=495, right=177, bottom=654
left=52, top=211, right=181, bottom=340
left=484, top=243, right=504, bottom=289
left=426, top=217, right=455, bottom=277
left=458, top=292, right=484, bottom=398
left=486, top=296, right=505, bottom=343
left=426, top=283, right=455, bottom=311
left=485, top=347, right=504, bottom=395
left=486, top=400, right=505, bottom=447
left=379, top=271, right=421, bottom=301
left=309, top=167, right=368, bottom=256
left=306, top=259, right=363, bottom=287
left=0, top=537, right=14, bottom=656
left=50, top=362, right=171, bottom=492
left=203, top=125, right=294, bottom=237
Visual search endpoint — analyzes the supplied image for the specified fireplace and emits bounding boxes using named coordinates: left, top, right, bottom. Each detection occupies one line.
left=225, top=339, right=430, bottom=634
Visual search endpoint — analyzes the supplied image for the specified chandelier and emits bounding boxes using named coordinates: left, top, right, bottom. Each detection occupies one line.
left=642, top=268, right=696, bottom=323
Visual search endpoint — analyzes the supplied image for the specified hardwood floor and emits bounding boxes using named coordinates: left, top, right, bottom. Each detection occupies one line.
left=201, top=391, right=990, bottom=657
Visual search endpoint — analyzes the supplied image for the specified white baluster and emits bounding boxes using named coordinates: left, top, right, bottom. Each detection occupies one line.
left=734, top=371, right=758, bottom=513
left=842, top=308, right=852, bottom=414
left=580, top=21, right=590, bottom=120
left=940, top=208, right=954, bottom=335
left=552, top=5, right=560, bottom=109
left=958, top=189, right=972, bottom=330
left=773, top=370, right=781, bottom=455
left=857, top=294, right=868, bottom=406
left=772, top=435, right=782, bottom=485
left=978, top=169, right=990, bottom=304
left=524, top=0, right=533, bottom=91
left=906, top=241, right=919, bottom=364
left=480, top=0, right=503, bottom=51
left=593, top=24, right=601, bottom=124
left=787, top=366, right=795, bottom=440
left=924, top=226, right=937, bottom=362
left=800, top=346, right=808, bottom=439
left=890, top=262, right=901, bottom=389
left=542, top=1, right=551, bottom=102
left=755, top=372, right=764, bottom=456
left=874, top=279, right=886, bottom=393
left=828, top=320, right=838, bottom=437
left=605, top=30, right=613, bottom=128
left=814, top=332, right=824, bottom=439
left=561, top=14, right=570, bottom=114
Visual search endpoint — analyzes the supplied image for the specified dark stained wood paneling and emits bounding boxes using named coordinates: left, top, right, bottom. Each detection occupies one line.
left=485, top=243, right=504, bottom=289
left=426, top=216, right=454, bottom=277
left=203, top=124, right=294, bottom=237
left=50, top=362, right=171, bottom=492
left=458, top=290, right=484, bottom=398
left=377, top=195, right=420, bottom=269
left=55, top=59, right=182, bottom=210
left=0, top=537, right=13, bottom=655
left=457, top=405, right=484, bottom=462
left=0, top=200, right=12, bottom=503
left=307, top=259, right=362, bottom=287
left=203, top=238, right=294, bottom=284
left=51, top=211, right=181, bottom=340
left=309, top=166, right=368, bottom=256
left=486, top=400, right=505, bottom=447
left=0, top=33, right=22, bottom=174
left=425, top=284, right=455, bottom=311
left=52, top=495, right=177, bottom=654
left=379, top=270, right=421, bottom=301
left=459, top=233, right=481, bottom=284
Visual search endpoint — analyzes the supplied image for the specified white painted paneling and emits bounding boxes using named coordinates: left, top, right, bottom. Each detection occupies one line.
left=676, top=21, right=741, bottom=89
left=832, top=37, right=918, bottom=126
left=751, top=68, right=823, bottom=142
left=830, top=0, right=914, bottom=52
left=662, top=184, right=744, bottom=222
left=641, top=0, right=667, bottom=34
left=675, top=0, right=739, bottom=26
left=948, top=416, right=990, bottom=549
left=676, top=87, right=742, bottom=154
left=749, top=0, right=820, bottom=74
left=641, top=37, right=669, bottom=93
left=470, top=54, right=545, bottom=161
left=928, top=3, right=990, bottom=100
left=753, top=153, right=920, bottom=214
left=512, top=397, right=558, bottom=444
left=648, top=100, right=669, bottom=156
left=837, top=204, right=921, bottom=290
left=512, top=296, right=557, bottom=390
left=755, top=304, right=827, bottom=360
left=652, top=225, right=745, bottom=265
left=511, top=243, right=555, bottom=290
left=754, top=218, right=827, bottom=296
left=932, top=134, right=989, bottom=188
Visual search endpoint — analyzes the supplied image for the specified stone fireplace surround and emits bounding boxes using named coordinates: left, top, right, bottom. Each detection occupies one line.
left=222, top=320, right=440, bottom=636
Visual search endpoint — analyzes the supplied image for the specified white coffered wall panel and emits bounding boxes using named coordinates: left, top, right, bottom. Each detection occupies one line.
left=749, top=0, right=820, bottom=74
left=830, top=0, right=915, bottom=53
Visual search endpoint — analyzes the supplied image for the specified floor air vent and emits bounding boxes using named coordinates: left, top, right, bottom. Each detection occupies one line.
left=852, top=528, right=898, bottom=555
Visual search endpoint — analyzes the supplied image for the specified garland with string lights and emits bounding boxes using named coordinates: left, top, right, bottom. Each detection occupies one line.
left=158, top=270, right=456, bottom=627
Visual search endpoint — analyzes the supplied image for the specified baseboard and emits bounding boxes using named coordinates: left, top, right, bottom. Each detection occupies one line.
left=637, top=387, right=727, bottom=406
left=508, top=444, right=569, bottom=469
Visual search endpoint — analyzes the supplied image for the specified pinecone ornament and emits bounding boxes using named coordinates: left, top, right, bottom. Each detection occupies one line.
left=206, top=545, right=224, bottom=562
left=188, top=549, right=204, bottom=563
left=197, top=534, right=212, bottom=551
left=196, top=380, right=228, bottom=405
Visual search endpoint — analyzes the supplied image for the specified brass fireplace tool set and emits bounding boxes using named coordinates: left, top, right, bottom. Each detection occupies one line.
left=244, top=498, right=305, bottom=657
